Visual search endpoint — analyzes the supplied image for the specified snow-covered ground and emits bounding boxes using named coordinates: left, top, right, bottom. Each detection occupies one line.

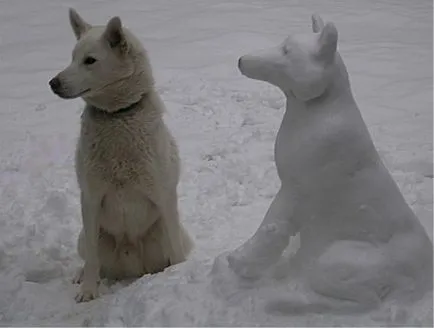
left=0, top=0, right=432, bottom=326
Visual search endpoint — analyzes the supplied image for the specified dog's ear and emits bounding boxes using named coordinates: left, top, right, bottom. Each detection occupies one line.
left=103, top=16, right=128, bottom=53
left=315, top=22, right=338, bottom=64
left=69, top=8, right=91, bottom=40
left=311, top=14, right=325, bottom=33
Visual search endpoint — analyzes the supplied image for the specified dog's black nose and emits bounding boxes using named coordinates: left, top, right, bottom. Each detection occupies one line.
left=49, top=77, right=61, bottom=91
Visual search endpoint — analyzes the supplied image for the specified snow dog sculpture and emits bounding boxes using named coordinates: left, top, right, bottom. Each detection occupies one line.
left=220, top=14, right=433, bottom=314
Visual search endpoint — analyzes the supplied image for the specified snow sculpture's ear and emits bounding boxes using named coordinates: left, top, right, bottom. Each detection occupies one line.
left=315, top=22, right=338, bottom=64
left=103, top=16, right=128, bottom=53
left=311, top=14, right=325, bottom=33
left=69, top=8, right=91, bottom=40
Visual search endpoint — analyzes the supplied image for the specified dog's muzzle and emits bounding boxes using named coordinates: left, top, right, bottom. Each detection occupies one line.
left=49, top=77, right=61, bottom=93
left=238, top=57, right=243, bottom=70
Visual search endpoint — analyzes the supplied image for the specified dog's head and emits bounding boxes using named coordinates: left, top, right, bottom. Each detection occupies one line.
left=49, top=9, right=153, bottom=111
left=238, top=15, right=339, bottom=101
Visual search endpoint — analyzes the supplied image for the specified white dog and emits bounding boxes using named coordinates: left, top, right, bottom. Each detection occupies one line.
left=49, top=9, right=193, bottom=302
left=226, top=14, right=433, bottom=313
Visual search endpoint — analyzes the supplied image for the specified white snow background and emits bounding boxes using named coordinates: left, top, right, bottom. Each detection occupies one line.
left=0, top=0, right=432, bottom=326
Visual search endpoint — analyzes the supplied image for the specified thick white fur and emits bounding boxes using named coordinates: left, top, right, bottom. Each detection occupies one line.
left=50, top=9, right=193, bottom=302
left=227, top=14, right=433, bottom=313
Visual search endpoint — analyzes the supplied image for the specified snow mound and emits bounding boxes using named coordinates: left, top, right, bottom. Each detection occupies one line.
left=92, top=253, right=433, bottom=326
left=0, top=0, right=432, bottom=326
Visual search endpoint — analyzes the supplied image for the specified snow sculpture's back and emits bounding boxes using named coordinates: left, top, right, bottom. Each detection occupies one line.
left=223, top=14, right=433, bottom=313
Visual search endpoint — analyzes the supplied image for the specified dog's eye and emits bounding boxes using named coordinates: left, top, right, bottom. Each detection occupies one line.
left=83, top=56, right=97, bottom=65
left=282, top=46, right=289, bottom=55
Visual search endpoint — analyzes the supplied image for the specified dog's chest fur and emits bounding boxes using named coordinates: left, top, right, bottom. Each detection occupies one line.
left=75, top=102, right=166, bottom=193
left=74, top=101, right=175, bottom=239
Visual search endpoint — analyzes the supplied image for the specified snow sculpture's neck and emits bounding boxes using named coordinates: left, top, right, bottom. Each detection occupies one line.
left=276, top=54, right=366, bottom=192
left=284, top=55, right=353, bottom=115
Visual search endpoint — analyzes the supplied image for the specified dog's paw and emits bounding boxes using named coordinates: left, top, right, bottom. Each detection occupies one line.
left=72, top=267, right=84, bottom=284
left=75, top=284, right=99, bottom=303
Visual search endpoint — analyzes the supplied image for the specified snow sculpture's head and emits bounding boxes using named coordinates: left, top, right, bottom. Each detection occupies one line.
left=238, top=14, right=338, bottom=101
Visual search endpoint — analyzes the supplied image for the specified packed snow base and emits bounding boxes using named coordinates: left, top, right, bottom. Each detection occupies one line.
left=0, top=0, right=432, bottom=326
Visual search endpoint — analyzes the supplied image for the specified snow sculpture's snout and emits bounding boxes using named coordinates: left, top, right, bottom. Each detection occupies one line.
left=237, top=47, right=283, bottom=86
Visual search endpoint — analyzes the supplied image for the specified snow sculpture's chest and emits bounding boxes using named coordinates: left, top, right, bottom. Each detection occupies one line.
left=274, top=106, right=346, bottom=185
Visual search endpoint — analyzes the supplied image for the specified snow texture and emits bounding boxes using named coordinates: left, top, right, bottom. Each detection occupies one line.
left=0, top=0, right=432, bottom=326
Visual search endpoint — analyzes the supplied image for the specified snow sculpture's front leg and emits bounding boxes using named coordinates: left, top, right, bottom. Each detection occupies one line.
left=227, top=188, right=298, bottom=278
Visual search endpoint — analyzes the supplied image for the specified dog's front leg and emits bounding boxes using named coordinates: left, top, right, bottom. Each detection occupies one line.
left=75, top=192, right=101, bottom=303
left=160, top=191, right=188, bottom=265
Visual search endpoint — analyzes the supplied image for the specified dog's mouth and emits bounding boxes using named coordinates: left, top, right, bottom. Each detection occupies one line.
left=53, top=88, right=91, bottom=99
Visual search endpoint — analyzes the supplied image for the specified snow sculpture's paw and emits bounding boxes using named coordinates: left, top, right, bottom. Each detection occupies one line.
left=75, top=283, right=99, bottom=303
left=226, top=249, right=262, bottom=280
left=72, top=267, right=84, bottom=284
left=211, top=252, right=247, bottom=299
left=226, top=251, right=246, bottom=274
left=211, top=251, right=231, bottom=276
